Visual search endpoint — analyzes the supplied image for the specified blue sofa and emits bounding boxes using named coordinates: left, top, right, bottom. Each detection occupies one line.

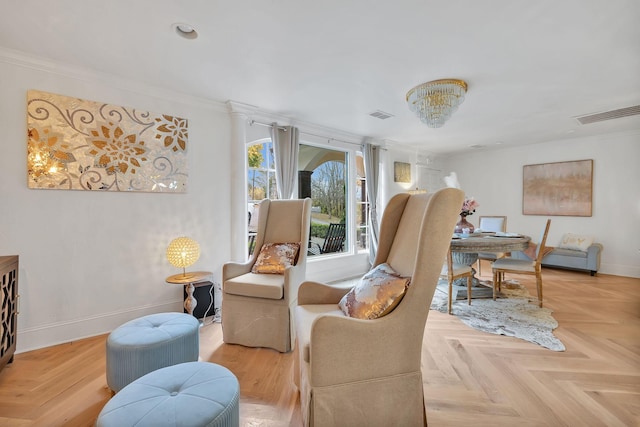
left=511, top=243, right=602, bottom=276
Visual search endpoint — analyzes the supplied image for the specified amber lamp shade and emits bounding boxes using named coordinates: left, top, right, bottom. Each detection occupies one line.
left=166, top=237, right=200, bottom=276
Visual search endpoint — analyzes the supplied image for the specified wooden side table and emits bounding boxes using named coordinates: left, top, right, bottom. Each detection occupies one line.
left=166, top=271, right=213, bottom=317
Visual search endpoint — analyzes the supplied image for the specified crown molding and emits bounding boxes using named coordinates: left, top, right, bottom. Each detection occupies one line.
left=226, top=100, right=259, bottom=115
left=0, top=46, right=227, bottom=112
left=0, top=47, right=440, bottom=153
left=227, top=99, right=372, bottom=147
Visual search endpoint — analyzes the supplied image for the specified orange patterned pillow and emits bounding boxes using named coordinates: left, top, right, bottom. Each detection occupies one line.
left=251, top=242, right=300, bottom=275
left=338, top=263, right=411, bottom=319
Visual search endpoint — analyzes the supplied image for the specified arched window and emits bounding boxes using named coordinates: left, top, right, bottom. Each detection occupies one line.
left=246, top=139, right=367, bottom=258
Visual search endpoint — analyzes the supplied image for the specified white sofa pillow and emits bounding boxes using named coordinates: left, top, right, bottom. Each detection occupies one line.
left=558, top=233, right=594, bottom=252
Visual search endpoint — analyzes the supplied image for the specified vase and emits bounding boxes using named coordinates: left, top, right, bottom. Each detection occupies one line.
left=454, top=215, right=475, bottom=234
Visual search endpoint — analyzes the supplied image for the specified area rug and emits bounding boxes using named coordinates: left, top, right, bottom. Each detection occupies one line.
left=430, top=280, right=566, bottom=351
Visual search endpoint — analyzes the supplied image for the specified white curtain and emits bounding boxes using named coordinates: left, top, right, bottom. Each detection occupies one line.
left=363, top=141, right=380, bottom=265
left=271, top=124, right=299, bottom=199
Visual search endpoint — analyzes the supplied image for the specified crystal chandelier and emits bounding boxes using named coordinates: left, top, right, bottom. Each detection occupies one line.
left=406, top=79, right=468, bottom=128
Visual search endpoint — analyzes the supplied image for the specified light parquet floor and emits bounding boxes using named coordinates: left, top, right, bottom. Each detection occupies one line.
left=0, top=264, right=638, bottom=426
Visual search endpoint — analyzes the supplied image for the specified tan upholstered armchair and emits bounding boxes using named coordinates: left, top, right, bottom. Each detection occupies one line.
left=293, top=188, right=464, bottom=426
left=222, top=198, right=311, bottom=353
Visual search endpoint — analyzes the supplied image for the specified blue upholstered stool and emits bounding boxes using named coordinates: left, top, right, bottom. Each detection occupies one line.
left=106, top=312, right=199, bottom=392
left=97, top=362, right=240, bottom=427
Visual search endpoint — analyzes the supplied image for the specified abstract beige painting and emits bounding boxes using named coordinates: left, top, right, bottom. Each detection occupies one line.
left=27, top=90, right=188, bottom=192
left=523, top=159, right=593, bottom=216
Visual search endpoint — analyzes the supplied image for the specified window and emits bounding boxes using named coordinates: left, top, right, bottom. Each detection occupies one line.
left=246, top=138, right=367, bottom=258
left=300, top=144, right=347, bottom=257
left=247, top=141, right=277, bottom=205
left=246, top=141, right=277, bottom=256
left=355, top=152, right=368, bottom=252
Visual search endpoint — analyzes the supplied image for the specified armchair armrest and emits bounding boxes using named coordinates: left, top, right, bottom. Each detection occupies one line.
left=298, top=280, right=353, bottom=305
left=586, top=243, right=603, bottom=273
left=222, top=260, right=253, bottom=283
left=283, top=263, right=307, bottom=303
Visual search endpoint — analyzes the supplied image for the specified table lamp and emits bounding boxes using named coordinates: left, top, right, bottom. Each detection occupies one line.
left=166, top=237, right=200, bottom=279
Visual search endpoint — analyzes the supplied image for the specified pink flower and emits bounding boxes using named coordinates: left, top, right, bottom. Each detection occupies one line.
left=461, top=197, right=479, bottom=216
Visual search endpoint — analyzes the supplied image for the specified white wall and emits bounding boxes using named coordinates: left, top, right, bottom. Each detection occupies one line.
left=440, top=134, right=640, bottom=278
left=379, top=145, right=447, bottom=208
left=2, top=49, right=637, bottom=354
left=0, top=53, right=232, bottom=353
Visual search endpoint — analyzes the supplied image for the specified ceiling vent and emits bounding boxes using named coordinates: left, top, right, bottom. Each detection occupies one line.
left=575, top=105, right=640, bottom=125
left=369, top=110, right=394, bottom=120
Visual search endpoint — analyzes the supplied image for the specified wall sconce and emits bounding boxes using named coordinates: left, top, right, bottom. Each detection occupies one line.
left=166, top=237, right=200, bottom=278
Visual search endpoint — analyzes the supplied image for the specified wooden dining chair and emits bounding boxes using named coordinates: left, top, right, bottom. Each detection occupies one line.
left=441, top=248, right=473, bottom=314
left=491, top=219, right=551, bottom=307
left=476, top=215, right=507, bottom=276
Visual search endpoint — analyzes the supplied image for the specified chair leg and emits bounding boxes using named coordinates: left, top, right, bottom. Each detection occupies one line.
left=492, top=270, right=498, bottom=300
left=536, top=274, right=543, bottom=307
left=467, top=275, right=472, bottom=306
left=448, top=279, right=453, bottom=315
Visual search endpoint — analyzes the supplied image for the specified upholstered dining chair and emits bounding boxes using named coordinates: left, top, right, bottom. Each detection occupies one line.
left=441, top=248, right=474, bottom=314
left=476, top=215, right=507, bottom=276
left=222, top=198, right=311, bottom=353
left=491, top=219, right=551, bottom=307
left=293, top=187, right=464, bottom=427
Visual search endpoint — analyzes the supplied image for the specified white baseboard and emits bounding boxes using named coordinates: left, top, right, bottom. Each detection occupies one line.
left=16, top=300, right=183, bottom=354
left=600, top=263, right=640, bottom=279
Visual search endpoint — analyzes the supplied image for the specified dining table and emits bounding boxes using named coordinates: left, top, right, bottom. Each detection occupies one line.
left=449, top=231, right=531, bottom=293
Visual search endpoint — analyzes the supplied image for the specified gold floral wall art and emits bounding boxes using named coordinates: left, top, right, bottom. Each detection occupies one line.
left=27, top=90, right=188, bottom=192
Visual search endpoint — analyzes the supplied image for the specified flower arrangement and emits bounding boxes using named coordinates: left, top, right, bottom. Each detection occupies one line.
left=460, top=197, right=479, bottom=217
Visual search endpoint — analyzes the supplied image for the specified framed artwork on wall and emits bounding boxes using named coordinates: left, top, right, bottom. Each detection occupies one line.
left=523, top=159, right=593, bottom=216
left=27, top=89, right=189, bottom=192
left=393, top=161, right=411, bottom=183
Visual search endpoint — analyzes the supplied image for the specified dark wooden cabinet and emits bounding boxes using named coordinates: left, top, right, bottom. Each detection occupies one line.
left=0, top=255, right=18, bottom=371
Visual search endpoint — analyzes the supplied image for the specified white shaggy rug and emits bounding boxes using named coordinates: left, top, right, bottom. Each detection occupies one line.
left=430, top=280, right=566, bottom=351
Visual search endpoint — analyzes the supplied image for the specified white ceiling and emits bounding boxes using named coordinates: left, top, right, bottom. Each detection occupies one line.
left=1, top=0, right=639, bottom=154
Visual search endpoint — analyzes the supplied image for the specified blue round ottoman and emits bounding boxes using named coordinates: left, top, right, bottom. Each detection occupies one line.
left=97, top=362, right=240, bottom=427
left=106, top=312, right=199, bottom=392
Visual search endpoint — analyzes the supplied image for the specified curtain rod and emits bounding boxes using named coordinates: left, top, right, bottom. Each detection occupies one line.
left=249, top=120, right=287, bottom=131
left=249, top=119, right=386, bottom=150
left=300, top=130, right=363, bottom=148
left=300, top=130, right=387, bottom=151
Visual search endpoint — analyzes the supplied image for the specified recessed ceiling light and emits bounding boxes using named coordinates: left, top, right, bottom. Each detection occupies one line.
left=173, top=23, right=198, bottom=40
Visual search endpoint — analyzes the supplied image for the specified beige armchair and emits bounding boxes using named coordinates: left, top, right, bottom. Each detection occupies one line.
left=222, top=198, right=311, bottom=353
left=293, top=188, right=464, bottom=427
